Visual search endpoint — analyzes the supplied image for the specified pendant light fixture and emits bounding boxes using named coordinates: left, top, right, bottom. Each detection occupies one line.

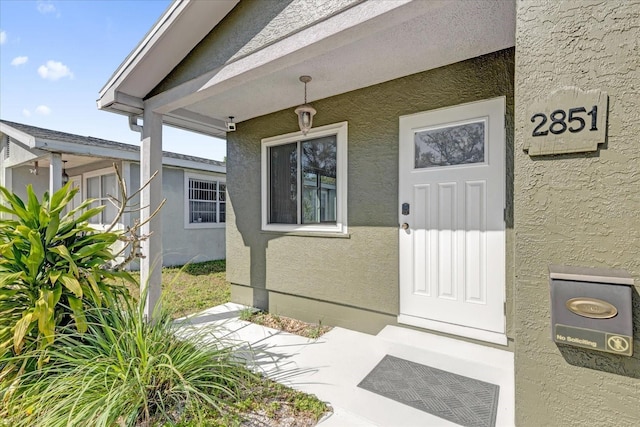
left=62, top=160, right=69, bottom=185
left=294, top=75, right=316, bottom=135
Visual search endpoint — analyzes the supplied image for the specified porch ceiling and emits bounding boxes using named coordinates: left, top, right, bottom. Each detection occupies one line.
left=20, top=154, right=110, bottom=170
left=102, top=0, right=515, bottom=138
left=177, top=0, right=515, bottom=129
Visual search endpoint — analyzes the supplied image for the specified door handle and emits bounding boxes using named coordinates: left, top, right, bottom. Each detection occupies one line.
left=401, top=223, right=409, bottom=230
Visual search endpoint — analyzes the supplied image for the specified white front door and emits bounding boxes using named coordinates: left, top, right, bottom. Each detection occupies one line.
left=398, top=98, right=506, bottom=345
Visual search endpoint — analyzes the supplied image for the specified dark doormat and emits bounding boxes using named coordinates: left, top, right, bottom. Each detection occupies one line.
left=357, top=355, right=499, bottom=427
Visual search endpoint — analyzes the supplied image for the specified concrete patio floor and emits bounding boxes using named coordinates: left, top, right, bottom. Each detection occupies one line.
left=179, top=303, right=515, bottom=427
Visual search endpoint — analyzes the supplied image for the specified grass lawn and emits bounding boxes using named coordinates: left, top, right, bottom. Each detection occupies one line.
left=116, top=259, right=230, bottom=319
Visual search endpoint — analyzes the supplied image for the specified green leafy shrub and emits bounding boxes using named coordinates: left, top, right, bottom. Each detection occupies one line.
left=2, top=293, right=252, bottom=427
left=0, top=184, right=134, bottom=370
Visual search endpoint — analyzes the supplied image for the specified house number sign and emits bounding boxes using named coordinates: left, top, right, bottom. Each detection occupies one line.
left=524, top=87, right=608, bottom=156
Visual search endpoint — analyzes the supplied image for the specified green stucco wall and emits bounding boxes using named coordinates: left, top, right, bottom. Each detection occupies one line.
left=150, top=0, right=361, bottom=97
left=514, top=1, right=640, bottom=425
left=227, top=48, right=515, bottom=336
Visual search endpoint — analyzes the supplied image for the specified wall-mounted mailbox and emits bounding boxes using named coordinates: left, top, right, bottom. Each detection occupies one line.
left=549, top=265, right=634, bottom=356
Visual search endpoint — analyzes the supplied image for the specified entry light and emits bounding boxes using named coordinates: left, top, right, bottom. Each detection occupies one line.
left=294, top=75, right=316, bottom=135
left=62, top=160, right=69, bottom=185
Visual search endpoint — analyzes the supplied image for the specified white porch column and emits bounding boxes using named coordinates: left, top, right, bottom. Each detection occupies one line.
left=49, top=153, right=62, bottom=195
left=1, top=165, right=11, bottom=191
left=1, top=167, right=11, bottom=220
left=140, top=110, right=163, bottom=319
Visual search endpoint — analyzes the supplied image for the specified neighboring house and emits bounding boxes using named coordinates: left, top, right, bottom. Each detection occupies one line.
left=96, top=1, right=639, bottom=426
left=0, top=120, right=226, bottom=267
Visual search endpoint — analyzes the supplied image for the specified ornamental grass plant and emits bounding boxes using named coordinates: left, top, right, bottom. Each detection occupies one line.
left=1, top=292, right=253, bottom=427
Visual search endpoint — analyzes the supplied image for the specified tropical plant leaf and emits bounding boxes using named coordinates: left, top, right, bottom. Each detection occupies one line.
left=59, top=274, right=83, bottom=298
left=85, top=273, right=102, bottom=306
left=74, top=206, right=106, bottom=224
left=44, top=213, right=60, bottom=245
left=49, top=182, right=74, bottom=213
left=67, top=296, right=87, bottom=333
left=13, top=311, right=35, bottom=354
left=0, top=203, right=17, bottom=216
left=0, top=185, right=27, bottom=219
left=48, top=270, right=62, bottom=286
left=50, top=245, right=79, bottom=277
left=34, top=290, right=56, bottom=345
left=26, top=230, right=45, bottom=279
left=75, top=242, right=113, bottom=259
left=26, top=185, right=42, bottom=217
left=107, top=269, right=137, bottom=285
left=0, top=272, right=24, bottom=287
left=52, top=224, right=83, bottom=242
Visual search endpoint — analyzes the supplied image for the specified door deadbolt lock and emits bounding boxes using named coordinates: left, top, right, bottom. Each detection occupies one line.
left=402, top=203, right=410, bottom=215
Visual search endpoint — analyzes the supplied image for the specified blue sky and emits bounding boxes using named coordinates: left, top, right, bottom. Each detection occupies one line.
left=0, top=0, right=226, bottom=161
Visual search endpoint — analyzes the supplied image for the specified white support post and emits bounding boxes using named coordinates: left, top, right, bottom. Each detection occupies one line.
left=140, top=110, right=163, bottom=320
left=49, top=153, right=63, bottom=195
left=1, top=166, right=11, bottom=191
left=1, top=167, right=11, bottom=219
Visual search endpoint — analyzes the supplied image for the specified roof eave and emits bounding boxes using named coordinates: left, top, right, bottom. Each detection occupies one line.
left=97, top=0, right=239, bottom=115
left=98, top=0, right=188, bottom=106
left=0, top=122, right=37, bottom=147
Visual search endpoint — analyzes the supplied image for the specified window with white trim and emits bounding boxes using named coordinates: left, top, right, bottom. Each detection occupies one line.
left=261, top=122, right=348, bottom=234
left=84, top=169, right=118, bottom=225
left=184, top=172, right=225, bottom=228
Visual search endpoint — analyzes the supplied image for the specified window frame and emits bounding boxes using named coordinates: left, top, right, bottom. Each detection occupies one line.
left=261, top=121, right=348, bottom=234
left=82, top=167, right=119, bottom=227
left=184, top=171, right=226, bottom=229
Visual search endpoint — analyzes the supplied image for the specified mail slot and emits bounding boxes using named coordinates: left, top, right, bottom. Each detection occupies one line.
left=549, top=265, right=634, bottom=356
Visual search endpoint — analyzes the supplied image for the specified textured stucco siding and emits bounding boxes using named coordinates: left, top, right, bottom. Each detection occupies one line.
left=514, top=1, right=640, bottom=425
left=150, top=0, right=361, bottom=97
left=159, top=167, right=226, bottom=266
left=126, top=165, right=226, bottom=269
left=0, top=137, right=40, bottom=166
left=227, top=49, right=514, bottom=332
left=9, top=165, right=49, bottom=201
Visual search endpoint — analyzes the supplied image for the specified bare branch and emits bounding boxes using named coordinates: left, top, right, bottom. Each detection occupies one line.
left=127, top=170, right=159, bottom=201
left=95, top=162, right=165, bottom=270
left=105, top=163, right=129, bottom=233
left=137, top=199, right=166, bottom=229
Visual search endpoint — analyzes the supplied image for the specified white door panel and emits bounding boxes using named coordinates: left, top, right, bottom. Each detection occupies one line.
left=399, top=98, right=506, bottom=340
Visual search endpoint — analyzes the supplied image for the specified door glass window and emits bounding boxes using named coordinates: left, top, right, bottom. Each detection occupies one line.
left=414, top=120, right=485, bottom=169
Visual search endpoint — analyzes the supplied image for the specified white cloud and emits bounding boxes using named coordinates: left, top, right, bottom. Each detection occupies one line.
left=38, top=60, right=73, bottom=80
left=22, top=109, right=32, bottom=118
left=35, top=105, right=51, bottom=115
left=37, top=1, right=56, bottom=14
left=11, top=56, right=28, bottom=66
left=0, top=30, right=6, bottom=45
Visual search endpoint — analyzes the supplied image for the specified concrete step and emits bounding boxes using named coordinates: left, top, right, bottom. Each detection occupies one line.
left=377, top=324, right=514, bottom=370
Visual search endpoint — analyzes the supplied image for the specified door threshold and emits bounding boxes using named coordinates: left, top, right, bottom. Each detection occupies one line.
left=398, top=314, right=508, bottom=346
